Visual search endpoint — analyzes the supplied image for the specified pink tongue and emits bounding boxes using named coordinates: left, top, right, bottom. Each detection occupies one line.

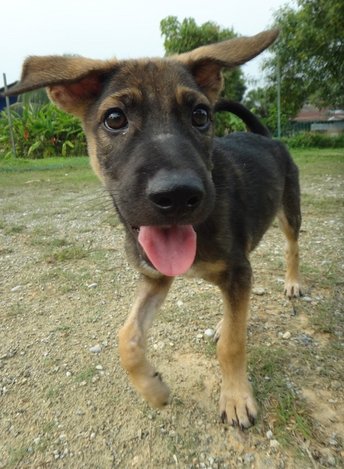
left=138, top=225, right=196, bottom=277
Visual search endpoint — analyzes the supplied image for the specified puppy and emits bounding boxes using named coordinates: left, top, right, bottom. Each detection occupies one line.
left=5, top=29, right=301, bottom=428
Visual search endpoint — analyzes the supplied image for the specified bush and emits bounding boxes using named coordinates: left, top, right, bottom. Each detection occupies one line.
left=282, top=132, right=344, bottom=148
left=215, top=112, right=245, bottom=136
left=0, top=103, right=87, bottom=158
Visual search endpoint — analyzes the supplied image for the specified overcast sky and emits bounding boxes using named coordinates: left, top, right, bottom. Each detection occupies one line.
left=2, top=0, right=292, bottom=86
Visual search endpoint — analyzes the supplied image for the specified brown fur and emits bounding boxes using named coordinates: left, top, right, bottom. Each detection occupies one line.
left=4, top=29, right=302, bottom=429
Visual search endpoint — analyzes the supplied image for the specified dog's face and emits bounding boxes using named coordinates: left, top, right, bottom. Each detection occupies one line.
left=82, top=59, right=219, bottom=276
left=6, top=30, right=278, bottom=276
left=84, top=59, right=216, bottom=230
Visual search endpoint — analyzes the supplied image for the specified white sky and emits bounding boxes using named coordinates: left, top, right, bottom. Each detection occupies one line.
left=1, top=0, right=293, bottom=86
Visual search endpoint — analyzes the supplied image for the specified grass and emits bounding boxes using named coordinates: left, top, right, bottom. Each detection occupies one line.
left=249, top=345, right=315, bottom=447
left=0, top=156, right=97, bottom=190
left=311, top=290, right=343, bottom=334
left=45, top=245, right=89, bottom=263
left=291, top=147, right=344, bottom=169
left=0, top=155, right=90, bottom=172
left=8, top=446, right=28, bottom=467
left=75, top=367, right=97, bottom=383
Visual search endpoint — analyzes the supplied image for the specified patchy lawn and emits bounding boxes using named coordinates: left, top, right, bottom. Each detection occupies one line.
left=0, top=149, right=343, bottom=468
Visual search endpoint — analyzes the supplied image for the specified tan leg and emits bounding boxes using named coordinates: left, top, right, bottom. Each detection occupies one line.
left=217, top=263, right=258, bottom=429
left=278, top=211, right=301, bottom=298
left=118, top=275, right=173, bottom=407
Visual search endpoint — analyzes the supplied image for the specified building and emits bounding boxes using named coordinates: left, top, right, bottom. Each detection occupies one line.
left=0, top=82, right=18, bottom=112
left=293, top=104, right=344, bottom=134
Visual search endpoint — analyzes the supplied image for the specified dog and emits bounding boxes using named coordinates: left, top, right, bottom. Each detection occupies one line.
left=6, top=29, right=302, bottom=429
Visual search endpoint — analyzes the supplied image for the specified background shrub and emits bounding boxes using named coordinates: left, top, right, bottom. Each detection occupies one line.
left=0, top=103, right=86, bottom=158
left=1, top=99, right=343, bottom=159
left=282, top=132, right=344, bottom=148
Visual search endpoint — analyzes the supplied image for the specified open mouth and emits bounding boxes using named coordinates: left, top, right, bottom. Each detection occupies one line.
left=134, top=224, right=197, bottom=277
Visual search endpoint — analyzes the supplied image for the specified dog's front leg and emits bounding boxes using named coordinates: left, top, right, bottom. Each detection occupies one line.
left=118, top=274, right=173, bottom=408
left=217, top=262, right=258, bottom=429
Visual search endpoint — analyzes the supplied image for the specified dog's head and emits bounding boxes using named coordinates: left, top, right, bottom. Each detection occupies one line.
left=7, top=30, right=278, bottom=276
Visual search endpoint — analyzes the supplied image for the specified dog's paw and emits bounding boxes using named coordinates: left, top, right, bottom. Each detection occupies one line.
left=132, top=371, right=170, bottom=408
left=284, top=280, right=302, bottom=299
left=219, top=382, right=258, bottom=429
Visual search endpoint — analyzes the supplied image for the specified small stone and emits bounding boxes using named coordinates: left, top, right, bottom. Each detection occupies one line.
left=282, top=331, right=291, bottom=340
left=89, top=344, right=101, bottom=353
left=66, top=371, right=72, bottom=377
left=95, top=365, right=103, bottom=370
left=328, top=436, right=338, bottom=447
left=204, top=328, right=215, bottom=338
left=266, top=430, right=273, bottom=440
left=302, top=296, right=312, bottom=302
left=196, top=333, right=203, bottom=339
left=87, top=283, right=98, bottom=289
left=296, top=333, right=313, bottom=346
left=177, top=300, right=183, bottom=307
left=253, top=287, right=265, bottom=296
left=244, top=453, right=255, bottom=464
left=11, top=285, right=22, bottom=292
left=270, top=439, right=280, bottom=448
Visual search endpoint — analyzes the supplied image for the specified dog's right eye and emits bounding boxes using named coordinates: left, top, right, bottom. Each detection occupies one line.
left=192, top=106, right=210, bottom=130
left=104, top=108, right=128, bottom=132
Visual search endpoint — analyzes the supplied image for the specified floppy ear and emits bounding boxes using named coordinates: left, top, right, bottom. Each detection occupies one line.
left=4, top=56, right=117, bottom=117
left=176, top=29, right=279, bottom=101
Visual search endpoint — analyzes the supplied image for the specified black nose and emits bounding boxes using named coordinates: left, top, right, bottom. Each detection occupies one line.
left=147, top=170, right=204, bottom=215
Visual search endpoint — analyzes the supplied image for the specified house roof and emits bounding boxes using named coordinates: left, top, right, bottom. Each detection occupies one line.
left=294, top=104, right=344, bottom=122
left=0, top=81, right=18, bottom=94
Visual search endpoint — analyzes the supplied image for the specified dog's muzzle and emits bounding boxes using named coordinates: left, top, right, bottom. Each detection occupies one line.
left=133, top=169, right=206, bottom=277
left=146, top=169, right=204, bottom=218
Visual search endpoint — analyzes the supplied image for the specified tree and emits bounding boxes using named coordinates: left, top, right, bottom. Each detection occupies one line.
left=160, top=16, right=246, bottom=101
left=264, top=0, right=344, bottom=116
left=160, top=16, right=247, bottom=135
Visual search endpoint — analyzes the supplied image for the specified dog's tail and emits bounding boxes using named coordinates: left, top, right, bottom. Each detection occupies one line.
left=214, top=99, right=270, bottom=138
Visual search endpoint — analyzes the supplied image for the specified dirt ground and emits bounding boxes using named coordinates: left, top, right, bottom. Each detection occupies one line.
left=0, top=153, right=343, bottom=468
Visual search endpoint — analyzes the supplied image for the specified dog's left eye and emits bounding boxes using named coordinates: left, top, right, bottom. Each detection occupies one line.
left=104, top=108, right=128, bottom=132
left=192, top=106, right=210, bottom=129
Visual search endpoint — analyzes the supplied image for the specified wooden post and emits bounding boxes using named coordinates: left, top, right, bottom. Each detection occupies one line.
left=3, top=73, right=17, bottom=158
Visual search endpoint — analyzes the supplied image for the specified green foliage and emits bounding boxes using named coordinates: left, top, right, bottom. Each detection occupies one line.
left=0, top=103, right=86, bottom=158
left=161, top=16, right=236, bottom=55
left=282, top=132, right=344, bottom=148
left=160, top=16, right=246, bottom=108
left=214, top=112, right=246, bottom=135
left=244, top=86, right=281, bottom=135
left=264, top=0, right=344, bottom=114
